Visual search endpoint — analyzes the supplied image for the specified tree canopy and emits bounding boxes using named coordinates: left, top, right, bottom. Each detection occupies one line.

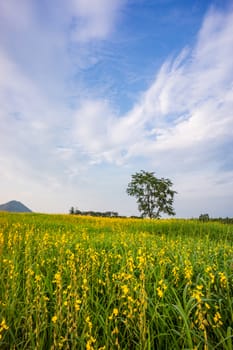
left=126, top=170, right=177, bottom=219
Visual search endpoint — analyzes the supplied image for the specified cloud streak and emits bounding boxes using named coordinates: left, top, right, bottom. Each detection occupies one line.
left=71, top=7, right=233, bottom=165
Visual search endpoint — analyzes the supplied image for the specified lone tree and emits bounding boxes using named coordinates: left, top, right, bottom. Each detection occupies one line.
left=126, top=170, right=177, bottom=219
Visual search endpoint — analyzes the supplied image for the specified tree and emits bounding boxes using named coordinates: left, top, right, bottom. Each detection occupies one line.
left=126, top=170, right=177, bottom=219
left=199, top=213, right=210, bottom=222
left=69, top=206, right=75, bottom=214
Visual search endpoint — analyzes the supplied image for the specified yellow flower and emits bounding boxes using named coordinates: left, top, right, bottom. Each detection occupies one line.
left=109, top=308, right=120, bottom=320
left=113, top=308, right=119, bottom=316
left=112, top=327, right=119, bottom=335
left=121, top=285, right=129, bottom=295
left=157, top=280, right=167, bottom=298
left=157, top=287, right=164, bottom=298
left=53, top=272, right=62, bottom=285
left=75, top=299, right=82, bottom=311
left=52, top=315, right=58, bottom=323
left=85, top=316, right=92, bottom=329
left=209, top=272, right=215, bottom=283
left=172, top=266, right=179, bottom=283
left=213, top=311, right=223, bottom=327
left=35, top=275, right=41, bottom=282
left=219, top=272, right=227, bottom=288
left=196, top=285, right=203, bottom=290
left=86, top=336, right=96, bottom=350
left=184, top=264, right=193, bottom=281
left=192, top=285, right=204, bottom=303
left=0, top=318, right=9, bottom=330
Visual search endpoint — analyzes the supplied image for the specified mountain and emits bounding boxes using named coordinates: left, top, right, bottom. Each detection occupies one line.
left=0, top=200, right=32, bottom=213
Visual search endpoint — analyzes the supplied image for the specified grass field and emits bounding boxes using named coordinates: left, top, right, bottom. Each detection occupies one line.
left=0, top=213, right=232, bottom=349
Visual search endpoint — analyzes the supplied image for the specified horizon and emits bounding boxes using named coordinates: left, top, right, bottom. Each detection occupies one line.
left=1, top=0, right=233, bottom=218
left=0, top=199, right=232, bottom=219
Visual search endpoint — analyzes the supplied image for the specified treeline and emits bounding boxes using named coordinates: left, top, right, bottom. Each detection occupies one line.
left=69, top=207, right=119, bottom=218
left=69, top=207, right=143, bottom=219
left=199, top=214, right=233, bottom=224
left=69, top=209, right=233, bottom=222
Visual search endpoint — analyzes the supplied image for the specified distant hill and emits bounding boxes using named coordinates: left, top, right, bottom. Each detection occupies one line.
left=0, top=200, right=32, bottom=213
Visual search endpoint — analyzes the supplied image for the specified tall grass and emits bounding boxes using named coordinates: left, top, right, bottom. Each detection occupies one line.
left=0, top=213, right=232, bottom=349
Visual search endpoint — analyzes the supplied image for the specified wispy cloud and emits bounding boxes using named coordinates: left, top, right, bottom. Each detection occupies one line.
left=72, top=7, right=233, bottom=162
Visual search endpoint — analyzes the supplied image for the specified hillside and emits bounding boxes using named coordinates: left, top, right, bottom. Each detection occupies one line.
left=0, top=200, right=32, bottom=213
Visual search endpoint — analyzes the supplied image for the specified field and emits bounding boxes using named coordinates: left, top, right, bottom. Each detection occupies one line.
left=0, top=213, right=232, bottom=349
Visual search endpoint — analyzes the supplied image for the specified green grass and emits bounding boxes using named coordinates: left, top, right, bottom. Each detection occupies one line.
left=0, top=212, right=232, bottom=349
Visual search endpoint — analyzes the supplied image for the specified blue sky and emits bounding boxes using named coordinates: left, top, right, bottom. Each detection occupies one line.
left=1, top=0, right=233, bottom=217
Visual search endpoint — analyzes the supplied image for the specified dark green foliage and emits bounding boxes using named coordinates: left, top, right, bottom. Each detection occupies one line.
left=199, top=213, right=210, bottom=222
left=126, top=170, right=177, bottom=218
left=215, top=217, right=233, bottom=224
left=69, top=206, right=75, bottom=214
left=69, top=208, right=119, bottom=217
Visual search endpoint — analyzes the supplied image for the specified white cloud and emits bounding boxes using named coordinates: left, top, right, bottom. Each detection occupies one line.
left=115, top=8, right=233, bottom=159
left=69, top=0, right=125, bottom=42
left=69, top=4, right=233, bottom=167
left=0, top=0, right=125, bottom=43
left=73, top=99, right=113, bottom=152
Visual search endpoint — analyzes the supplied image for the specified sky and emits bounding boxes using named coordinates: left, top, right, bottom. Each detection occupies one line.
left=1, top=0, right=233, bottom=217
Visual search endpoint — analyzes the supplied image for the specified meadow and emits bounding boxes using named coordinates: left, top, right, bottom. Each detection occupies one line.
left=0, top=212, right=232, bottom=349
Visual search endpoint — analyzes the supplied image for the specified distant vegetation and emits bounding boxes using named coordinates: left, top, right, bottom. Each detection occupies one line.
left=69, top=207, right=233, bottom=222
left=69, top=207, right=119, bottom=217
left=199, top=213, right=233, bottom=224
